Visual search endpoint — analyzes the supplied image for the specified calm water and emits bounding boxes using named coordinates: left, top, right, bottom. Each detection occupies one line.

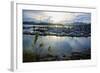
left=23, top=35, right=91, bottom=57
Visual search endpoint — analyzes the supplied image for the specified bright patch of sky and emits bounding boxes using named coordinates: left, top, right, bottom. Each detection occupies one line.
left=23, top=10, right=91, bottom=24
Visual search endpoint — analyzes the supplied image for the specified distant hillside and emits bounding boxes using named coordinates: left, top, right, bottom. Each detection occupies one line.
left=23, top=21, right=91, bottom=26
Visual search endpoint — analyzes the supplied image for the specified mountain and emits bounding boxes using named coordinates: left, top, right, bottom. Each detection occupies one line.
left=23, top=21, right=90, bottom=26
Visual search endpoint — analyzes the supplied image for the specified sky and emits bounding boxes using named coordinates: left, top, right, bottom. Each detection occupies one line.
left=23, top=10, right=91, bottom=24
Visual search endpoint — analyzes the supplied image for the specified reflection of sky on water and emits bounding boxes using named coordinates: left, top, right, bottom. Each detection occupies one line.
left=23, top=35, right=91, bottom=56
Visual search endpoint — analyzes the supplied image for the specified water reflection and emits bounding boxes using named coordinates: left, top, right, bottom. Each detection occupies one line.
left=23, top=35, right=91, bottom=62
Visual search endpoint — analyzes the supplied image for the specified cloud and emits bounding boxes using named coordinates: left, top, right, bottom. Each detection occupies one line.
left=73, top=13, right=91, bottom=23
left=23, top=10, right=91, bottom=24
left=23, top=10, right=44, bottom=22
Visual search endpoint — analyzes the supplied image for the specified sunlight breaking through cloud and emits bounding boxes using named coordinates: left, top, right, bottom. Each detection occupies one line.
left=23, top=10, right=91, bottom=24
